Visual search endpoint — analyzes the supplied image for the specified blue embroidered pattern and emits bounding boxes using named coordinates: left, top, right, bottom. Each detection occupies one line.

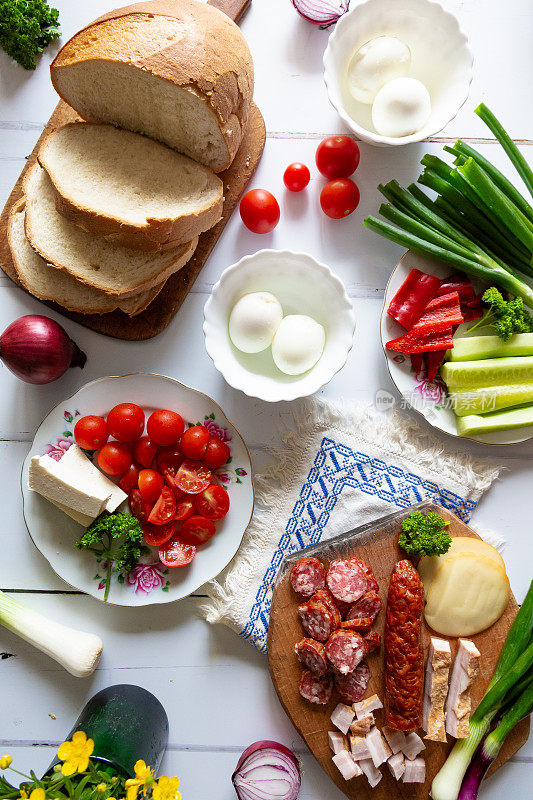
left=241, top=436, right=478, bottom=652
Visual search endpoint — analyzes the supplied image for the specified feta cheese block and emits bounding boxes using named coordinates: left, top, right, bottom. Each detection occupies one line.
left=350, top=713, right=374, bottom=736
left=353, top=694, right=383, bottom=719
left=349, top=736, right=372, bottom=761
left=328, top=731, right=348, bottom=754
left=359, top=758, right=382, bottom=788
left=46, top=498, right=95, bottom=527
left=365, top=727, right=392, bottom=768
left=382, top=726, right=407, bottom=755
left=423, top=637, right=452, bottom=742
left=387, top=752, right=406, bottom=781
left=332, top=750, right=362, bottom=780
left=401, top=732, right=426, bottom=761
left=446, top=639, right=481, bottom=738
left=402, top=756, right=426, bottom=783
left=331, top=703, right=355, bottom=735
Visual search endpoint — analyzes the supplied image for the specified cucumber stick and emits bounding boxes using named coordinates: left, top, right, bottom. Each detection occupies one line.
left=441, top=356, right=533, bottom=390
left=450, top=384, right=533, bottom=416
left=450, top=333, right=533, bottom=361
left=457, top=404, right=533, bottom=436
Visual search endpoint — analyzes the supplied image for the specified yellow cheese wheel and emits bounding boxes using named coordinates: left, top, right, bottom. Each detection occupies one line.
left=424, top=552, right=510, bottom=637
left=419, top=537, right=505, bottom=599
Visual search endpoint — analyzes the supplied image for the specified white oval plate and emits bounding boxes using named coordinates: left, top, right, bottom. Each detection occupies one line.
left=381, top=253, right=533, bottom=445
left=22, top=374, right=254, bottom=605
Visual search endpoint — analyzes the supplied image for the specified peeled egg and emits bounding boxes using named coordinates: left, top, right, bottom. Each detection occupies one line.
left=346, top=36, right=411, bottom=105
left=229, top=291, right=283, bottom=354
left=271, top=315, right=325, bottom=375
left=372, top=77, right=431, bottom=137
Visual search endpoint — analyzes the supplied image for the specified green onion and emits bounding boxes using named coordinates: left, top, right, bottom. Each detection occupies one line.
left=476, top=102, right=533, bottom=198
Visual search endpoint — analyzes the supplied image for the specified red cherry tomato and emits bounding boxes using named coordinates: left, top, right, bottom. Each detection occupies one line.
left=180, top=425, right=209, bottom=460
left=156, top=445, right=183, bottom=473
left=194, top=485, right=230, bottom=520
left=128, top=488, right=152, bottom=524
left=175, top=459, right=212, bottom=494
left=106, top=403, right=145, bottom=442
left=118, top=463, right=140, bottom=493
left=138, top=469, right=165, bottom=505
left=74, top=416, right=108, bottom=451
left=203, top=436, right=230, bottom=469
left=179, top=515, right=217, bottom=546
left=133, top=436, right=158, bottom=468
left=320, top=178, right=360, bottom=219
left=97, top=442, right=132, bottom=475
left=315, top=136, right=360, bottom=179
left=148, top=486, right=176, bottom=525
left=147, top=409, right=184, bottom=446
left=174, top=497, right=195, bottom=521
left=142, top=520, right=176, bottom=547
left=240, top=189, right=280, bottom=234
left=159, top=535, right=196, bottom=568
left=283, top=162, right=311, bottom=192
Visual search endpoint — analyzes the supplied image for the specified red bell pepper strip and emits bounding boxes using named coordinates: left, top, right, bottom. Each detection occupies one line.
left=386, top=327, right=454, bottom=354
left=412, top=291, right=464, bottom=334
left=426, top=350, right=446, bottom=380
left=387, top=269, right=441, bottom=330
left=410, top=353, right=424, bottom=373
left=462, top=307, right=484, bottom=322
left=435, top=275, right=475, bottom=303
left=467, top=293, right=484, bottom=309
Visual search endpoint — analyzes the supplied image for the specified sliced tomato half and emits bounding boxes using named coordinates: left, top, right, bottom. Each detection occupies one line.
left=179, top=515, right=216, bottom=546
left=175, top=459, right=211, bottom=495
left=174, top=497, right=195, bottom=521
left=159, top=535, right=196, bottom=568
left=194, top=484, right=230, bottom=520
left=128, top=488, right=152, bottom=524
left=142, top=520, right=176, bottom=547
left=148, top=486, right=176, bottom=525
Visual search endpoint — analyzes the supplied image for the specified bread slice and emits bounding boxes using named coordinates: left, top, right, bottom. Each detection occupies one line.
left=50, top=0, right=254, bottom=172
left=23, top=163, right=197, bottom=297
left=8, top=200, right=165, bottom=316
left=39, top=122, right=223, bottom=251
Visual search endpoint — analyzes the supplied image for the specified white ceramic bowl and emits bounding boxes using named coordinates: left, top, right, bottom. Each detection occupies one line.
left=203, top=250, right=355, bottom=402
left=323, top=0, right=473, bottom=146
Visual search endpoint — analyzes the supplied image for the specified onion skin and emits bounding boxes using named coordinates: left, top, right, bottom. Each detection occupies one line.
left=291, top=0, right=349, bottom=28
left=232, top=740, right=301, bottom=800
left=0, top=315, right=87, bottom=385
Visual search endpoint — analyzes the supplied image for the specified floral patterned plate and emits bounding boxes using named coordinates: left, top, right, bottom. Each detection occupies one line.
left=381, top=253, right=533, bottom=445
left=21, top=373, right=254, bottom=605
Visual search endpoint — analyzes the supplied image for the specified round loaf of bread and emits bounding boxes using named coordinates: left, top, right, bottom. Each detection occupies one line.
left=50, top=0, right=254, bottom=173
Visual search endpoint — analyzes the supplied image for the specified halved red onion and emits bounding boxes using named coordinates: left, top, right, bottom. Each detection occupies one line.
left=291, top=0, right=349, bottom=28
left=233, top=741, right=301, bottom=800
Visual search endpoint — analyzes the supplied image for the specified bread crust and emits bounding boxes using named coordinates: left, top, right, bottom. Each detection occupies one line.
left=50, top=0, right=254, bottom=172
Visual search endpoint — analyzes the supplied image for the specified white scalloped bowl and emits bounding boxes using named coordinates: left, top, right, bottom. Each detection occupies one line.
left=203, top=250, right=355, bottom=402
left=323, top=0, right=473, bottom=146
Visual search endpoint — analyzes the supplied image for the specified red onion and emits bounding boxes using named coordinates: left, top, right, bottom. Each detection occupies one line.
left=0, top=315, right=87, bottom=385
left=291, top=0, right=349, bottom=28
left=232, top=741, right=301, bottom=800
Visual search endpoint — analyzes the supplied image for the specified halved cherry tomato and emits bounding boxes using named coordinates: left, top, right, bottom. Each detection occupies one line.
left=107, top=403, right=145, bottom=442
left=175, top=459, right=211, bottom=494
left=118, top=463, right=140, bottom=493
left=179, top=515, right=216, bottom=546
left=142, top=519, right=176, bottom=547
left=240, top=189, right=280, bottom=234
left=163, top=468, right=184, bottom=499
left=147, top=409, right=184, bottom=446
left=133, top=436, right=158, bottom=468
left=203, top=436, right=230, bottom=469
left=320, top=178, right=360, bottom=219
left=180, top=425, right=209, bottom=459
left=148, top=486, right=176, bottom=525
left=174, top=497, right=195, bottom=521
left=316, top=136, right=360, bottom=179
left=195, top=485, right=230, bottom=521
left=128, top=488, right=152, bottom=524
left=159, top=535, right=196, bottom=568
left=74, top=416, right=108, bottom=451
left=156, top=445, right=183, bottom=473
left=283, top=162, right=311, bottom=192
left=97, top=442, right=132, bottom=475
left=138, top=469, right=164, bottom=504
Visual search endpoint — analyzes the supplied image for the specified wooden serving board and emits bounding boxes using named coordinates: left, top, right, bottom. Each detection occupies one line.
left=0, top=0, right=265, bottom=341
left=267, top=502, right=530, bottom=800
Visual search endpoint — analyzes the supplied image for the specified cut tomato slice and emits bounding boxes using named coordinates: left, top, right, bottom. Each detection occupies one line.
left=174, top=497, right=195, bottom=521
left=156, top=445, right=184, bottom=474
left=142, top=520, right=176, bottom=547
left=179, top=515, right=216, bottom=546
left=175, top=459, right=211, bottom=495
left=128, top=488, right=152, bottom=524
left=163, top=467, right=184, bottom=499
left=194, top=485, right=230, bottom=520
left=148, top=486, right=176, bottom=525
left=159, top=535, right=196, bottom=568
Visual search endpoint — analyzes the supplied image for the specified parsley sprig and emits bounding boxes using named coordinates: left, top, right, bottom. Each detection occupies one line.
left=0, top=0, right=60, bottom=70
left=399, top=510, right=452, bottom=558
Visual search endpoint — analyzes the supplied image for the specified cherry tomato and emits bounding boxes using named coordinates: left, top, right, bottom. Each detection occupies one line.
left=147, top=409, right=184, bottom=446
left=133, top=436, right=158, bottom=468
left=180, top=425, right=209, bottom=460
left=175, top=459, right=212, bottom=494
left=106, top=403, right=145, bottom=442
left=138, top=469, right=165, bottom=504
left=159, top=535, right=196, bottom=568
left=128, top=488, right=152, bottom=524
left=179, top=515, right=217, bottom=546
left=240, top=189, right=280, bottom=234
left=315, top=136, right=360, bottom=179
left=203, top=436, right=230, bottom=469
left=142, top=520, right=176, bottom=547
left=174, top=497, right=195, bottom=521
left=118, top=463, right=140, bottom=493
left=74, top=416, right=108, bottom=451
left=320, top=178, right=360, bottom=219
left=195, top=485, right=230, bottom=520
left=162, top=468, right=184, bottom=499
left=97, top=442, right=132, bottom=475
left=283, top=162, right=311, bottom=192
left=156, top=445, right=183, bottom=473
left=148, top=486, right=176, bottom=525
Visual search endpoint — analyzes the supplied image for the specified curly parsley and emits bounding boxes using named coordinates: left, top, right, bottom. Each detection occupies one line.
left=0, top=0, right=60, bottom=70
left=468, top=287, right=533, bottom=342
left=399, top=510, right=452, bottom=558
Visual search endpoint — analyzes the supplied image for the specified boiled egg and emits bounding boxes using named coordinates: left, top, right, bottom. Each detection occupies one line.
left=271, top=315, right=325, bottom=375
left=372, top=77, right=431, bottom=137
left=229, top=291, right=283, bottom=354
left=346, top=36, right=411, bottom=105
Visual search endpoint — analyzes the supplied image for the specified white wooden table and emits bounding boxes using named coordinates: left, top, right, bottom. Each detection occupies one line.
left=0, top=1, right=531, bottom=796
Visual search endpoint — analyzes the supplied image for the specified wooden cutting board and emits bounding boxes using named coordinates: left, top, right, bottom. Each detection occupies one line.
left=267, top=502, right=530, bottom=800
left=0, top=0, right=265, bottom=341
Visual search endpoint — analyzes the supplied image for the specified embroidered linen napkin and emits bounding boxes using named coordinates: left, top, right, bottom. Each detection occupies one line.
left=200, top=398, right=501, bottom=652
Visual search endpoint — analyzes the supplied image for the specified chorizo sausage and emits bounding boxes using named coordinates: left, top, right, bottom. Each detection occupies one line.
left=327, top=559, right=368, bottom=603
left=311, top=588, right=342, bottom=629
left=298, top=599, right=335, bottom=642
left=334, top=660, right=370, bottom=704
left=341, top=617, right=373, bottom=634
left=299, top=669, right=333, bottom=705
left=290, top=557, right=326, bottom=598
left=347, top=590, right=382, bottom=622
left=363, top=631, right=382, bottom=655
left=325, top=629, right=365, bottom=674
left=294, top=638, right=328, bottom=676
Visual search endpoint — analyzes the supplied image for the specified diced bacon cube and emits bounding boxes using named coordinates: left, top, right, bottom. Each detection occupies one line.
left=359, top=758, right=382, bottom=788
left=365, top=726, right=392, bottom=768
left=402, top=756, right=426, bottom=783
left=350, top=713, right=374, bottom=736
left=387, top=752, right=406, bottom=781
left=328, top=731, right=348, bottom=754
left=382, top=725, right=407, bottom=755
left=332, top=750, right=362, bottom=780
left=331, top=702, right=355, bottom=735
left=349, top=735, right=371, bottom=761
left=402, top=732, right=426, bottom=761
left=353, top=694, right=383, bottom=719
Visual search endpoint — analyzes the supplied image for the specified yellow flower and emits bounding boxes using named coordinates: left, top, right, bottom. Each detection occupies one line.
left=0, top=755, right=12, bottom=770
left=96, top=784, right=107, bottom=793
left=152, top=775, right=181, bottom=800
left=19, top=791, right=28, bottom=799
left=57, top=731, right=94, bottom=776
left=29, top=791, right=46, bottom=800
left=124, top=760, right=155, bottom=800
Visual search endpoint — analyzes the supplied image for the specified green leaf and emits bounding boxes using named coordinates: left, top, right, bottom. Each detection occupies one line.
left=63, top=430, right=73, bottom=437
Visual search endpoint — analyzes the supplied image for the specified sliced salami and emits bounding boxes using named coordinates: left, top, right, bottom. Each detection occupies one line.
left=334, top=660, right=370, bottom=704
left=364, top=631, right=382, bottom=655
left=335, top=599, right=353, bottom=619
left=298, top=600, right=335, bottom=642
left=311, top=588, right=342, bottom=629
left=341, top=617, right=373, bottom=634
left=347, top=591, right=382, bottom=622
left=327, top=559, right=368, bottom=604
left=290, top=557, right=326, bottom=598
left=349, top=558, right=379, bottom=592
left=325, top=629, right=365, bottom=675
left=294, top=638, right=328, bottom=676
left=299, top=669, right=333, bottom=705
